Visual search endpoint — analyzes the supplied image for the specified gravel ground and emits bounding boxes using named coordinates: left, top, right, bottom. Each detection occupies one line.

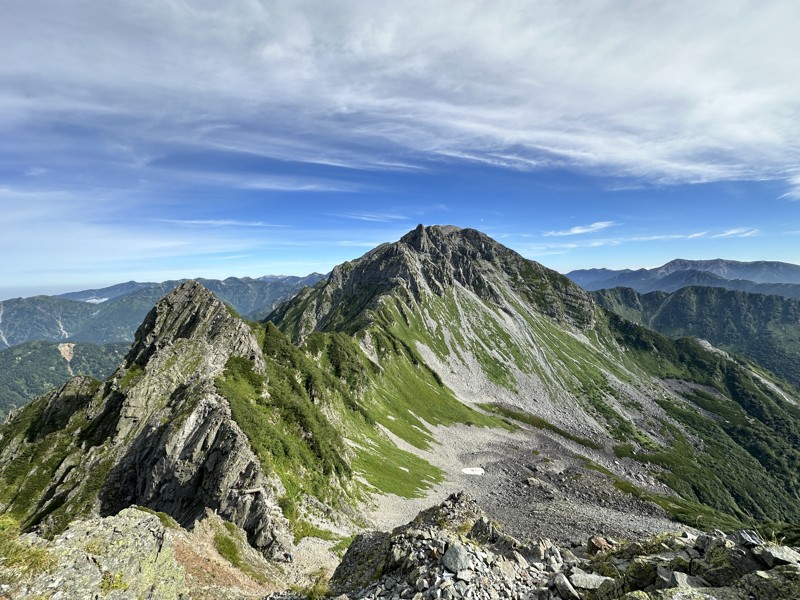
left=363, top=421, right=687, bottom=546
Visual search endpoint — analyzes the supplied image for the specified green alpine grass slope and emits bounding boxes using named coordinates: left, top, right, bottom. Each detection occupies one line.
left=268, top=225, right=800, bottom=530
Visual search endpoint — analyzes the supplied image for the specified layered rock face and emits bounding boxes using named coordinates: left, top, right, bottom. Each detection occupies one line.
left=272, top=224, right=595, bottom=342
left=0, top=281, right=291, bottom=557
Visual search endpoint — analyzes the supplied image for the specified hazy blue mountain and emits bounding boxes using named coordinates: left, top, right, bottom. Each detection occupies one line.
left=568, top=259, right=800, bottom=298
left=0, top=274, right=325, bottom=349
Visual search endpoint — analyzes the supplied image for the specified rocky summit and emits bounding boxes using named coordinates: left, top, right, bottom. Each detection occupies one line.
left=2, top=226, right=800, bottom=598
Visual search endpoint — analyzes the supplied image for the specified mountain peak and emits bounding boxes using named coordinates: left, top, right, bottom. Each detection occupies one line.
left=399, top=224, right=463, bottom=252
left=272, top=225, right=595, bottom=340
left=125, top=280, right=264, bottom=372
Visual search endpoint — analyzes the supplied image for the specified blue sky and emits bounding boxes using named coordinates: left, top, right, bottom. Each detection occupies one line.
left=1, top=1, right=799, bottom=299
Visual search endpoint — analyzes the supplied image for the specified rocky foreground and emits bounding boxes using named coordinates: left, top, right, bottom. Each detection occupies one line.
left=285, top=493, right=799, bottom=600
left=4, top=492, right=800, bottom=599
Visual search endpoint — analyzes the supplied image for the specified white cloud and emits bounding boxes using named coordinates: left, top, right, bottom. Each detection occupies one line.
left=545, top=221, right=617, bottom=237
left=154, top=219, right=284, bottom=228
left=334, top=212, right=410, bottom=223
left=1, top=1, right=799, bottom=190
left=712, top=228, right=760, bottom=238
left=778, top=174, right=800, bottom=200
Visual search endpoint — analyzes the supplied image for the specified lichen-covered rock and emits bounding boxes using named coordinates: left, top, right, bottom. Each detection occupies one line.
left=626, top=556, right=659, bottom=589
left=736, top=564, right=800, bottom=599
left=10, top=508, right=188, bottom=599
left=752, top=544, right=800, bottom=568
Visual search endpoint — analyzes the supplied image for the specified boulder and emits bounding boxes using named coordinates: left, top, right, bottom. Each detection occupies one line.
left=736, top=564, right=800, bottom=599
left=732, top=530, right=765, bottom=548
left=588, top=535, right=613, bottom=555
left=570, top=571, right=619, bottom=599
left=442, top=542, right=472, bottom=573
left=554, top=572, right=581, bottom=600
left=626, top=556, right=659, bottom=589
left=752, top=544, right=800, bottom=568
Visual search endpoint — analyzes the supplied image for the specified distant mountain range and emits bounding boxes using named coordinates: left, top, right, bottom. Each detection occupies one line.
left=592, top=286, right=800, bottom=389
left=0, top=274, right=325, bottom=349
left=567, top=259, right=800, bottom=298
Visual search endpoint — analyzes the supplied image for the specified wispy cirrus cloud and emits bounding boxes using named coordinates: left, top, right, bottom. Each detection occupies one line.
left=777, top=174, right=800, bottom=200
left=545, top=221, right=617, bottom=237
left=335, top=212, right=410, bottom=223
left=154, top=219, right=285, bottom=228
left=712, top=228, right=760, bottom=238
left=152, top=219, right=286, bottom=227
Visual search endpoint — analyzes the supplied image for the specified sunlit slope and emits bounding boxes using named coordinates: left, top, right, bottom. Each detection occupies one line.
left=271, top=225, right=800, bottom=526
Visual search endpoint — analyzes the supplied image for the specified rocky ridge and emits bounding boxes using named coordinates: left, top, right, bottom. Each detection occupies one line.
left=277, top=493, right=800, bottom=600
left=0, top=281, right=292, bottom=557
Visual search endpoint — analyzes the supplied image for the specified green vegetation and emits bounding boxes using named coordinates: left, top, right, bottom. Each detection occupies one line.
left=594, top=286, right=800, bottom=389
left=0, top=375, right=119, bottom=534
left=99, top=571, right=129, bottom=594
left=331, top=534, right=356, bottom=557
left=607, top=313, right=800, bottom=523
left=352, top=435, right=444, bottom=498
left=757, top=523, right=800, bottom=547
left=214, top=530, right=241, bottom=566
left=293, top=520, right=338, bottom=545
left=0, top=515, right=55, bottom=585
left=212, top=521, right=267, bottom=583
left=118, top=363, right=144, bottom=389
left=220, top=320, right=498, bottom=504
left=217, top=332, right=350, bottom=502
left=291, top=568, right=331, bottom=600
left=133, top=506, right=179, bottom=529
left=581, top=459, right=744, bottom=531
left=478, top=403, right=601, bottom=449
left=0, top=340, right=127, bottom=417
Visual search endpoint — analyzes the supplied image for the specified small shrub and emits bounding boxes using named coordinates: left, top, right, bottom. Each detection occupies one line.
left=214, top=531, right=241, bottom=568
left=134, top=506, right=179, bottom=529
left=99, top=571, right=129, bottom=594
left=291, top=568, right=330, bottom=600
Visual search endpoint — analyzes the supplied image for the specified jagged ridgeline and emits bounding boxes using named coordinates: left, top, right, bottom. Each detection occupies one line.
left=1, top=225, right=800, bottom=560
